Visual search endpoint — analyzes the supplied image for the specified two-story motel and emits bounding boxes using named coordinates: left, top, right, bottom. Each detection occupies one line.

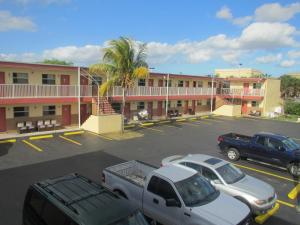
left=0, top=61, right=282, bottom=133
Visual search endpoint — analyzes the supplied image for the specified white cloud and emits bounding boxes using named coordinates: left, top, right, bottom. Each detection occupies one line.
left=280, top=60, right=296, bottom=67
left=232, top=16, right=253, bottom=26
left=256, top=53, right=282, bottom=64
left=216, top=6, right=232, bottom=20
left=288, top=50, right=300, bottom=59
left=0, top=10, right=36, bottom=32
left=255, top=3, right=300, bottom=22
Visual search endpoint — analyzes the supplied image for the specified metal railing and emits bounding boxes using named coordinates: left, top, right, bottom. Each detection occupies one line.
left=0, top=84, right=265, bottom=99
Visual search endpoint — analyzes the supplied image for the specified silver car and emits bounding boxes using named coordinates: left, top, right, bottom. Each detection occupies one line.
left=162, top=154, right=277, bottom=215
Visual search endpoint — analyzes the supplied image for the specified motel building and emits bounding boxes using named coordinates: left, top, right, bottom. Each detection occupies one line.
left=0, top=61, right=282, bottom=133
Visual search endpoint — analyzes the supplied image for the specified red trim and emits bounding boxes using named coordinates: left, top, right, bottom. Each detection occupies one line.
left=218, top=95, right=263, bottom=100
left=150, top=72, right=212, bottom=80
left=111, top=95, right=212, bottom=102
left=0, top=98, right=78, bottom=104
left=222, top=77, right=266, bottom=82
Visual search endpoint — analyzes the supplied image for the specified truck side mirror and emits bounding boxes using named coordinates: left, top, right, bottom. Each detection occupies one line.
left=166, top=198, right=181, bottom=208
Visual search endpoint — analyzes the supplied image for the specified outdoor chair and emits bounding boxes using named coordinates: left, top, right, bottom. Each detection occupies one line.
left=44, top=120, right=54, bottom=129
left=174, top=110, right=182, bottom=117
left=51, top=120, right=61, bottom=129
left=37, top=120, right=46, bottom=131
left=25, top=121, right=35, bottom=132
left=17, top=122, right=27, bottom=134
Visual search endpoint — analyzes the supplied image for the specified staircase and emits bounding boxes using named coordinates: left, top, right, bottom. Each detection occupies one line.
left=92, top=97, right=116, bottom=115
left=213, top=96, right=241, bottom=117
left=215, top=96, right=232, bottom=110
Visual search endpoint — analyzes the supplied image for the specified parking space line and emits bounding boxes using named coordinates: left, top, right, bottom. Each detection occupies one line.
left=277, top=200, right=295, bottom=208
left=87, top=131, right=114, bottom=140
left=158, top=120, right=171, bottom=124
left=176, top=118, right=186, bottom=122
left=164, top=124, right=182, bottom=129
left=22, top=140, right=43, bottom=152
left=178, top=122, right=201, bottom=127
left=0, top=139, right=16, bottom=144
left=140, top=122, right=154, bottom=127
left=195, top=120, right=211, bottom=125
left=234, top=163, right=300, bottom=183
left=288, top=184, right=300, bottom=200
left=255, top=202, right=280, bottom=224
left=59, top=135, right=82, bottom=146
left=64, top=130, right=84, bottom=136
left=29, top=134, right=53, bottom=140
left=140, top=126, right=164, bottom=133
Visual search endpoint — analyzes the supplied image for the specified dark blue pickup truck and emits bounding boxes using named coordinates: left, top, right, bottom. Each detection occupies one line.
left=218, top=132, right=300, bottom=176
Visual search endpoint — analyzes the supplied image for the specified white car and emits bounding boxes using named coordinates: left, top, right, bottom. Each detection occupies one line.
left=162, top=154, right=279, bottom=216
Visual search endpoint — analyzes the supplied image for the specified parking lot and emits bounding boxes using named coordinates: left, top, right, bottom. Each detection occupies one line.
left=0, top=116, right=299, bottom=225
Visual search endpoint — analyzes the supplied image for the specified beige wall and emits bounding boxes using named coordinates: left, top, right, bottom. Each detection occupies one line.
left=81, top=114, right=122, bottom=134
left=214, top=105, right=242, bottom=116
left=262, top=79, right=282, bottom=116
left=215, top=68, right=263, bottom=78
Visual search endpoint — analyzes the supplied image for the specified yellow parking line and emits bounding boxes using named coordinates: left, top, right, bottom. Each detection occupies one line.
left=178, top=122, right=200, bottom=127
left=288, top=184, right=300, bottom=200
left=158, top=120, right=171, bottom=124
left=164, top=124, right=181, bottom=129
left=234, top=163, right=300, bottom=183
left=276, top=200, right=295, bottom=208
left=176, top=118, right=186, bottom=122
left=190, top=118, right=198, bottom=121
left=141, top=127, right=164, bottom=133
left=87, top=131, right=113, bottom=140
left=140, top=122, right=154, bottom=127
left=124, top=124, right=136, bottom=128
left=29, top=134, right=53, bottom=140
left=195, top=120, right=211, bottom=125
left=22, top=140, right=43, bottom=152
left=0, top=139, right=16, bottom=144
left=201, top=115, right=209, bottom=119
left=255, top=203, right=280, bottom=224
left=64, top=130, right=84, bottom=136
left=59, top=135, right=82, bottom=146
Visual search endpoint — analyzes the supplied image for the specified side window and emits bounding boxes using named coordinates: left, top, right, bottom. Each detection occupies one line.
left=256, top=136, right=266, bottom=146
left=202, top=167, right=219, bottom=181
left=28, top=189, right=45, bottom=215
left=157, top=179, right=178, bottom=200
left=268, top=138, right=283, bottom=151
left=183, top=162, right=202, bottom=173
left=147, top=176, right=160, bottom=195
left=41, top=201, right=67, bottom=225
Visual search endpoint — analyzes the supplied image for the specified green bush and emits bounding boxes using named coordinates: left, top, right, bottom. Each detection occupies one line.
left=285, top=101, right=300, bottom=116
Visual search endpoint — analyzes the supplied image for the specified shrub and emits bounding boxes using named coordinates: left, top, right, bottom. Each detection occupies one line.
left=285, top=101, right=300, bottom=116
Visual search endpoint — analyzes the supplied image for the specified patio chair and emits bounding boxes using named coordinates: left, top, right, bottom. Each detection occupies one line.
left=17, top=122, right=27, bottom=134
left=37, top=120, right=46, bottom=131
left=175, top=110, right=182, bottom=117
left=51, top=120, right=61, bottom=129
left=44, top=120, right=54, bottom=129
left=25, top=121, right=35, bottom=132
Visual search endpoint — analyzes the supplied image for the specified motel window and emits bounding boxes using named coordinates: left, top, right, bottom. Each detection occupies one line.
left=178, top=80, right=184, bottom=87
left=111, top=103, right=121, bottom=113
left=222, top=81, right=230, bottom=89
left=164, top=80, right=172, bottom=87
left=138, top=79, right=146, bottom=86
left=42, top=74, right=56, bottom=85
left=164, top=101, right=171, bottom=108
left=177, top=101, right=182, bottom=107
left=207, top=99, right=211, bottom=106
left=253, top=83, right=262, bottom=89
left=92, top=76, right=102, bottom=85
left=251, top=101, right=259, bottom=107
left=197, top=100, right=202, bottom=106
left=137, top=102, right=145, bottom=110
left=13, top=73, right=28, bottom=84
left=43, top=105, right=56, bottom=116
left=208, top=82, right=216, bottom=88
left=197, top=81, right=203, bottom=88
left=14, top=107, right=29, bottom=118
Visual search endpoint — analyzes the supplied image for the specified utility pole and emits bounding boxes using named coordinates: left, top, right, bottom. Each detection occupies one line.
left=165, top=73, right=170, bottom=118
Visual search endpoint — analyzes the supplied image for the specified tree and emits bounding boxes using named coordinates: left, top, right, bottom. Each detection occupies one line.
left=281, top=75, right=300, bottom=98
left=89, top=37, right=149, bottom=120
left=41, top=59, right=74, bottom=65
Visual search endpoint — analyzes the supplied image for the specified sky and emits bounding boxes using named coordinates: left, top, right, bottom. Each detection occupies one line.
left=0, top=0, right=300, bottom=76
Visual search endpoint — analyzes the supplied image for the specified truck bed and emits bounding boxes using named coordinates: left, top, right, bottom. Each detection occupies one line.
left=104, top=161, right=157, bottom=187
left=223, top=133, right=252, bottom=142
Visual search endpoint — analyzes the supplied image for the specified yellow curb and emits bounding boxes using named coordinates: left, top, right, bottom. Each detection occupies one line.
left=0, top=139, right=16, bottom=144
left=124, top=124, right=136, bottom=128
left=59, top=135, right=82, bottom=146
left=190, top=118, right=197, bottom=121
left=29, top=134, right=53, bottom=140
left=201, top=115, right=209, bottom=119
left=64, top=130, right=84, bottom=136
left=276, top=200, right=295, bottom=208
left=255, top=203, right=280, bottom=224
left=140, top=122, right=154, bottom=127
left=87, top=131, right=114, bottom=140
left=234, top=163, right=300, bottom=183
left=176, top=118, right=186, bottom=122
left=22, top=140, right=43, bottom=152
left=158, top=120, right=171, bottom=124
left=288, top=184, right=300, bottom=200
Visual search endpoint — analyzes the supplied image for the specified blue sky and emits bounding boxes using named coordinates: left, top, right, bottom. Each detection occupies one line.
left=0, top=0, right=300, bottom=76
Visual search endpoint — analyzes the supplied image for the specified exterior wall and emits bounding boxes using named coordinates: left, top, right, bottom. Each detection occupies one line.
left=81, top=114, right=122, bottom=134
left=215, top=68, right=263, bottom=78
left=214, top=105, right=242, bottom=116
left=262, top=79, right=283, bottom=116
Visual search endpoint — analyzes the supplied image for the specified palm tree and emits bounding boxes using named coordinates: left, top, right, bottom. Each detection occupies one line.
left=89, top=37, right=149, bottom=119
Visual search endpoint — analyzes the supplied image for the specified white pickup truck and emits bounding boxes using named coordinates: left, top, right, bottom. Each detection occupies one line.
left=102, top=160, right=252, bottom=225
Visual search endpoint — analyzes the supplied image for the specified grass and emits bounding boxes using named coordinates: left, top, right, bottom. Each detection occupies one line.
left=271, top=114, right=299, bottom=122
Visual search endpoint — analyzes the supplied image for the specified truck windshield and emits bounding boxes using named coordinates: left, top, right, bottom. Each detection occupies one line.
left=282, top=138, right=300, bottom=151
left=175, top=174, right=219, bottom=207
left=109, top=211, right=149, bottom=225
left=216, top=163, right=245, bottom=184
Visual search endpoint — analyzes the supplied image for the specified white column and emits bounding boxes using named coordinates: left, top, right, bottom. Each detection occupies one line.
left=78, top=67, right=81, bottom=128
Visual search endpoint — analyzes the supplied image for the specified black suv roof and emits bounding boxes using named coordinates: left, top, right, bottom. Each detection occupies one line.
left=33, top=173, right=136, bottom=225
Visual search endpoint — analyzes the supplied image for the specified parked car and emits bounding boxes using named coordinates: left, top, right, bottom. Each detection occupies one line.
left=102, top=160, right=252, bottom=225
left=23, top=173, right=150, bottom=225
left=218, top=132, right=300, bottom=176
left=161, top=154, right=279, bottom=216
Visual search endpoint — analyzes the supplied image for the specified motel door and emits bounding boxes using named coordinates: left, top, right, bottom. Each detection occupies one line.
left=243, top=83, right=249, bottom=95
left=157, top=101, right=163, bottom=116
left=0, top=72, right=5, bottom=98
left=185, top=81, right=189, bottom=87
left=61, top=75, right=70, bottom=97
left=80, top=76, right=88, bottom=97
left=0, top=108, right=6, bottom=132
left=158, top=80, right=163, bottom=87
left=242, top=101, right=248, bottom=114
left=147, top=102, right=153, bottom=119
left=192, top=100, right=196, bottom=114
left=62, top=105, right=71, bottom=126
left=80, top=104, right=88, bottom=124
left=148, top=79, right=154, bottom=87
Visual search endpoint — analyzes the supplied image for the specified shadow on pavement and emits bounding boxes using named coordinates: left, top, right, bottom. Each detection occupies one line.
left=0, top=143, right=13, bottom=157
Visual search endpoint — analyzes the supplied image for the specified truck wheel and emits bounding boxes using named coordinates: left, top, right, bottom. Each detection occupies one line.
left=288, top=163, right=300, bottom=177
left=227, top=148, right=240, bottom=161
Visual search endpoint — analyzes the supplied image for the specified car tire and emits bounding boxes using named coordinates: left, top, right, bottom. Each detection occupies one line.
left=288, top=163, right=300, bottom=177
left=226, top=148, right=240, bottom=161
